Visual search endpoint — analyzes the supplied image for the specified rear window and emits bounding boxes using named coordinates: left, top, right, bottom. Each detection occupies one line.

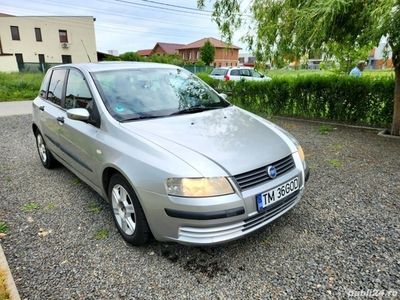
left=210, top=68, right=228, bottom=76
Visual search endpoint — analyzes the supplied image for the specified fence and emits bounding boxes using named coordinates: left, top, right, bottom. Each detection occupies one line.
left=18, top=62, right=61, bottom=73
left=182, top=65, right=214, bottom=74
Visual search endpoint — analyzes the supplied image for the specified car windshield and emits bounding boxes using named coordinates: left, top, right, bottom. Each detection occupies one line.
left=92, top=68, right=230, bottom=121
left=210, top=68, right=228, bottom=76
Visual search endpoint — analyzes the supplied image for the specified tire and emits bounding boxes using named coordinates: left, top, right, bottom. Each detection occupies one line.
left=108, top=174, right=150, bottom=246
left=35, top=131, right=57, bottom=169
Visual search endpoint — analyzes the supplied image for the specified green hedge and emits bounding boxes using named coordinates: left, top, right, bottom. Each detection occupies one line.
left=198, top=74, right=395, bottom=127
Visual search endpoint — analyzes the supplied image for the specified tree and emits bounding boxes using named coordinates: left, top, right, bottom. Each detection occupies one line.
left=119, top=52, right=144, bottom=62
left=199, top=40, right=216, bottom=66
left=199, top=0, right=400, bottom=135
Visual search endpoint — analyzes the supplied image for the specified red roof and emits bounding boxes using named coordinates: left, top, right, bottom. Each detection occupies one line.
left=153, top=42, right=185, bottom=54
left=137, top=49, right=152, bottom=56
left=177, top=37, right=240, bottom=50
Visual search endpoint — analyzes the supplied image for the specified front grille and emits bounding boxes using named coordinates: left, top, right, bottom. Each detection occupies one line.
left=233, top=155, right=295, bottom=190
left=242, top=190, right=299, bottom=232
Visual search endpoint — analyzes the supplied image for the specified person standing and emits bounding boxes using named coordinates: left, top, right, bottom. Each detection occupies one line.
left=349, top=61, right=366, bottom=77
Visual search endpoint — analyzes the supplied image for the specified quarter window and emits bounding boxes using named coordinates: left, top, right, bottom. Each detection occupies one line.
left=59, top=30, right=68, bottom=43
left=230, top=69, right=240, bottom=76
left=35, top=28, right=42, bottom=42
left=47, top=69, right=67, bottom=106
left=10, top=26, right=20, bottom=40
left=65, top=69, right=93, bottom=110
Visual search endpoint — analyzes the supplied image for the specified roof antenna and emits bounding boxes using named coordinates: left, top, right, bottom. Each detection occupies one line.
left=81, top=39, right=91, bottom=62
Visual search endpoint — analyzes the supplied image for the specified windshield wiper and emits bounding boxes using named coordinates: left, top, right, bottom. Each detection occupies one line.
left=169, top=106, right=224, bottom=116
left=120, top=114, right=163, bottom=122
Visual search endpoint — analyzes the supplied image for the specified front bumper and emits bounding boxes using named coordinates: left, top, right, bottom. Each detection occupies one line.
left=137, top=158, right=310, bottom=246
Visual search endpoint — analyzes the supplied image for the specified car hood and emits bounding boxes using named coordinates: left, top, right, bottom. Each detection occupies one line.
left=120, top=106, right=293, bottom=176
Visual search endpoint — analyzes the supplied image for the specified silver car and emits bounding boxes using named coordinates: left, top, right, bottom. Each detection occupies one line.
left=32, top=62, right=309, bottom=246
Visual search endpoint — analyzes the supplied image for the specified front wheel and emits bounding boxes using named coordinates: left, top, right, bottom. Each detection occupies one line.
left=108, top=174, right=150, bottom=246
left=35, top=131, right=57, bottom=169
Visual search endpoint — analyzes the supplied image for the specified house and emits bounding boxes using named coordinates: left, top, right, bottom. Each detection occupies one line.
left=137, top=49, right=152, bottom=57
left=368, top=37, right=393, bottom=69
left=238, top=52, right=256, bottom=67
left=0, top=13, right=97, bottom=72
left=177, top=37, right=240, bottom=67
left=151, top=42, right=184, bottom=55
left=137, top=42, right=184, bottom=57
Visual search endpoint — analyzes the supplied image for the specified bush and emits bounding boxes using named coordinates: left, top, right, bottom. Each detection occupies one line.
left=197, top=73, right=395, bottom=127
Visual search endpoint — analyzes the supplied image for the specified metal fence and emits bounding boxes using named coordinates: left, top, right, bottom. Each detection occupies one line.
left=18, top=62, right=61, bottom=73
left=182, top=65, right=214, bottom=74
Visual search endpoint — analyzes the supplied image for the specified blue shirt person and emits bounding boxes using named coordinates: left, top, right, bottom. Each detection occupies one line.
left=349, top=61, right=366, bottom=77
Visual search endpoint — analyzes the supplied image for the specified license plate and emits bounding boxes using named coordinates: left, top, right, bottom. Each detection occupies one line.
left=256, top=177, right=299, bottom=211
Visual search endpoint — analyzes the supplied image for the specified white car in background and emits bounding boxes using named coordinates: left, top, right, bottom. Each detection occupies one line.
left=210, top=67, right=272, bottom=81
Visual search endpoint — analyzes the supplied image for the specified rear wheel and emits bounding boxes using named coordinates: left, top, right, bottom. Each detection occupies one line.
left=35, top=131, right=57, bottom=169
left=108, top=174, right=150, bottom=245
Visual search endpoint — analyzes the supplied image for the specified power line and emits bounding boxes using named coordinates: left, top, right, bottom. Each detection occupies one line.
left=111, top=0, right=212, bottom=17
left=139, top=0, right=213, bottom=13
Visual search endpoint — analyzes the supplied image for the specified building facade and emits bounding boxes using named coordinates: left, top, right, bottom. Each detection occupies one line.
left=177, top=37, right=240, bottom=67
left=0, top=14, right=97, bottom=72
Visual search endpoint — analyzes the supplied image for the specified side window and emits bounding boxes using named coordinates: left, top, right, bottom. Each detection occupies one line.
left=39, top=71, right=52, bottom=98
left=65, top=69, right=93, bottom=110
left=240, top=69, right=251, bottom=76
left=47, top=69, right=66, bottom=106
left=230, top=69, right=240, bottom=76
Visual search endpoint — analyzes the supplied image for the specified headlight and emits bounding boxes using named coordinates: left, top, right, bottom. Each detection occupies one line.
left=166, top=177, right=234, bottom=197
left=297, top=145, right=307, bottom=170
left=297, top=145, right=305, bottom=162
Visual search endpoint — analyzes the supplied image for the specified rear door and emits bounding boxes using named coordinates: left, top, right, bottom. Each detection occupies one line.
left=37, top=68, right=67, bottom=157
left=57, top=68, right=102, bottom=187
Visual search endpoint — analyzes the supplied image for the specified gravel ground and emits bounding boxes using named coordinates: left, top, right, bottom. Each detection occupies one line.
left=0, top=114, right=399, bottom=299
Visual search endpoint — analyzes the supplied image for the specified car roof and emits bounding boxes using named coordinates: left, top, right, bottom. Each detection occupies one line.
left=51, top=62, right=181, bottom=72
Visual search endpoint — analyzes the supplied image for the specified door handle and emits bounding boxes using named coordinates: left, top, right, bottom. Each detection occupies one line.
left=39, top=106, right=45, bottom=111
left=56, top=116, right=65, bottom=124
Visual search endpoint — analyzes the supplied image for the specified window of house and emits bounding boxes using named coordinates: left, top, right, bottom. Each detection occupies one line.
left=47, top=69, right=67, bottom=106
left=35, top=28, right=42, bottom=42
left=65, top=69, right=93, bottom=110
left=62, top=55, right=72, bottom=64
left=10, top=26, right=20, bottom=40
left=59, top=30, right=68, bottom=43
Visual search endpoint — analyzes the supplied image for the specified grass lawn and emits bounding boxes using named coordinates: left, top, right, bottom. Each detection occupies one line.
left=0, top=72, right=44, bottom=101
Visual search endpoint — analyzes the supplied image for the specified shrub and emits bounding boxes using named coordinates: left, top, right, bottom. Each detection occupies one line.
left=197, top=73, right=394, bottom=127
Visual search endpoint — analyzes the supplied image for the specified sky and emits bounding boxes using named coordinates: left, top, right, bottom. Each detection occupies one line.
left=2, top=0, right=251, bottom=54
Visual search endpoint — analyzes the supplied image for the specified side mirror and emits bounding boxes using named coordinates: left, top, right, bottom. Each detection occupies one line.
left=67, top=108, right=90, bottom=121
left=260, top=74, right=265, bottom=78
left=219, top=93, right=228, bottom=100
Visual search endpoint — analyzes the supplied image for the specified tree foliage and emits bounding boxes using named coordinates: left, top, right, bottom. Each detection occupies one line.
left=199, top=40, right=216, bottom=65
left=199, top=0, right=400, bottom=135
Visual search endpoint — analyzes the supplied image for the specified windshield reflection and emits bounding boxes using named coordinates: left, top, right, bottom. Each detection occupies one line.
left=92, top=68, right=230, bottom=121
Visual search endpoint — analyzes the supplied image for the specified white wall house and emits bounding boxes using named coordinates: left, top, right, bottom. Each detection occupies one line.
left=0, top=13, right=97, bottom=72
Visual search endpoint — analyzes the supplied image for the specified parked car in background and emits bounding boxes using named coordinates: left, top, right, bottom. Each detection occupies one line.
left=210, top=67, right=272, bottom=81
left=32, top=62, right=308, bottom=246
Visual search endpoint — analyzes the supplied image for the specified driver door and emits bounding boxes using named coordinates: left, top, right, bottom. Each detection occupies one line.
left=57, top=68, right=102, bottom=188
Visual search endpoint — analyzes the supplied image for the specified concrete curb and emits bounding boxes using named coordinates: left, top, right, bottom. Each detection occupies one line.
left=378, top=130, right=400, bottom=139
left=274, top=116, right=385, bottom=132
left=0, top=244, right=21, bottom=300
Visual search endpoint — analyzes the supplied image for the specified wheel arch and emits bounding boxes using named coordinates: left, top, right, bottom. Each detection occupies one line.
left=32, top=123, right=39, bottom=135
